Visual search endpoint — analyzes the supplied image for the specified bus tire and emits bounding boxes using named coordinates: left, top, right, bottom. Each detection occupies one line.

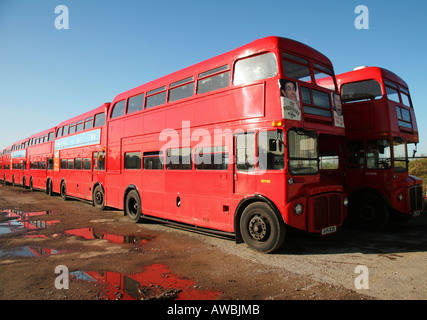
left=349, top=192, right=389, bottom=231
left=29, top=178, right=34, bottom=192
left=240, top=202, right=286, bottom=253
left=125, top=190, right=142, bottom=223
left=93, top=185, right=105, bottom=210
left=47, top=179, right=53, bottom=196
left=60, top=181, right=67, bottom=201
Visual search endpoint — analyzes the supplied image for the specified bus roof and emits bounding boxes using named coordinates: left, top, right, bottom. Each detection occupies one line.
left=56, top=103, right=110, bottom=127
left=28, top=127, right=56, bottom=140
left=337, top=66, right=409, bottom=89
left=111, top=36, right=334, bottom=104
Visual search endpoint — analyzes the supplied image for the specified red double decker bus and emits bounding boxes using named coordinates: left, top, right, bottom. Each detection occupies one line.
left=8, top=138, right=28, bottom=187
left=104, top=36, right=348, bottom=253
left=322, top=66, right=423, bottom=230
left=52, top=103, right=109, bottom=206
left=26, top=127, right=56, bottom=193
left=1, top=147, right=12, bottom=184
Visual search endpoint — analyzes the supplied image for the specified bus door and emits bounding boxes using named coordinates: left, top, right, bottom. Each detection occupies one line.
left=233, top=132, right=256, bottom=195
left=92, top=151, right=105, bottom=184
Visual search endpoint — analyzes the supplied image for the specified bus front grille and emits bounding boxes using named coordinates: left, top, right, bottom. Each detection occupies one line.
left=313, top=194, right=342, bottom=231
left=409, top=185, right=423, bottom=213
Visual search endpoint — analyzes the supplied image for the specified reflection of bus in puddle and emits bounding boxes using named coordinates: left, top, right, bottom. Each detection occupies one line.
left=71, top=263, right=222, bottom=300
left=0, top=209, right=60, bottom=237
left=0, top=246, right=66, bottom=258
left=65, top=228, right=155, bottom=244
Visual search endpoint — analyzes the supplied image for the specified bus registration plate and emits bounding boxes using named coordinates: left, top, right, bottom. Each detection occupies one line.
left=413, top=211, right=421, bottom=217
left=321, top=226, right=336, bottom=235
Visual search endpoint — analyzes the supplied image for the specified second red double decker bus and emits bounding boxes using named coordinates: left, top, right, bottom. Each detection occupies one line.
left=52, top=103, right=109, bottom=206
left=103, top=36, right=348, bottom=253
left=322, top=66, right=423, bottom=230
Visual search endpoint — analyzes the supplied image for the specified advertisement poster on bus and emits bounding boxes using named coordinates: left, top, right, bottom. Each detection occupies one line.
left=332, top=93, right=345, bottom=128
left=280, top=79, right=301, bottom=121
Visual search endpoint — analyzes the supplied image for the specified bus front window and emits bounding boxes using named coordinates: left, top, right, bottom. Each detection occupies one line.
left=393, top=138, right=408, bottom=173
left=366, top=139, right=391, bottom=170
left=288, top=129, right=318, bottom=175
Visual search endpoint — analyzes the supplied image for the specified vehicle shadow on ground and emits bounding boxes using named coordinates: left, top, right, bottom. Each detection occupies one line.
left=277, top=210, right=427, bottom=256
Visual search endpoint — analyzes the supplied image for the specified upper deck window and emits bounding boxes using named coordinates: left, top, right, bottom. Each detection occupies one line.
left=127, top=93, right=144, bottom=114
left=341, top=80, right=382, bottom=103
left=233, top=52, right=278, bottom=85
left=111, top=100, right=126, bottom=119
left=313, top=63, right=336, bottom=91
left=282, top=52, right=311, bottom=83
left=169, top=77, right=194, bottom=102
left=94, top=112, right=106, bottom=127
left=197, top=65, right=230, bottom=94
left=146, top=86, right=166, bottom=109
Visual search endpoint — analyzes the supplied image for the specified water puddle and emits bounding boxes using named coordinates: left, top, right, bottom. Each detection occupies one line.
left=71, top=263, right=222, bottom=300
left=0, top=246, right=66, bottom=258
left=0, top=209, right=60, bottom=237
left=65, top=228, right=154, bottom=245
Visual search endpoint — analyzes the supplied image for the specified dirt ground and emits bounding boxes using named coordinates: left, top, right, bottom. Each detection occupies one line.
left=1, top=183, right=425, bottom=302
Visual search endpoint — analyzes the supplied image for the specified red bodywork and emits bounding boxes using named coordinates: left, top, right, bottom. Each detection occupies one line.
left=334, top=66, right=423, bottom=216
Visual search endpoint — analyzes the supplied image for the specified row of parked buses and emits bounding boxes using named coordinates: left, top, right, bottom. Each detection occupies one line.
left=0, top=37, right=423, bottom=253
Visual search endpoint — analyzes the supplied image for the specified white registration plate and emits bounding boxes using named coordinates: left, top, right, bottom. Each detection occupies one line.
left=413, top=211, right=421, bottom=217
left=321, top=225, right=337, bottom=235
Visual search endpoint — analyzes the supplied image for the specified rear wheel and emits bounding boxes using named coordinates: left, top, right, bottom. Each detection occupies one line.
left=93, top=185, right=105, bottom=210
left=125, top=190, right=142, bottom=223
left=240, top=202, right=286, bottom=253
left=60, top=181, right=67, bottom=200
left=47, top=179, right=53, bottom=196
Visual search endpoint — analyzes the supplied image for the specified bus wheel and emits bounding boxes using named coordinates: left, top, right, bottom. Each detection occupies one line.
left=93, top=185, right=105, bottom=210
left=47, top=180, right=53, bottom=196
left=60, top=181, right=67, bottom=200
left=349, top=193, right=389, bottom=231
left=125, top=190, right=142, bottom=223
left=240, top=202, right=286, bottom=254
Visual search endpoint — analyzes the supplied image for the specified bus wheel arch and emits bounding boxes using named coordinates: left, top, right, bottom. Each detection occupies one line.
left=93, top=184, right=105, bottom=210
left=347, top=189, right=390, bottom=230
left=235, top=196, right=286, bottom=253
left=123, top=186, right=142, bottom=223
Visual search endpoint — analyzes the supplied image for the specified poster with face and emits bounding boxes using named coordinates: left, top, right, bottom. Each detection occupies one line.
left=332, top=92, right=345, bottom=128
left=280, top=79, right=301, bottom=121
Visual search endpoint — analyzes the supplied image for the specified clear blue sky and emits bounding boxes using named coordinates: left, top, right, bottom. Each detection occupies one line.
left=1, top=0, right=426, bottom=154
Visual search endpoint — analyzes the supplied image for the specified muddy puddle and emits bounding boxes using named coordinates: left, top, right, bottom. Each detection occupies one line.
left=65, top=228, right=154, bottom=245
left=71, top=263, right=222, bottom=300
left=0, top=209, right=60, bottom=237
left=0, top=246, right=66, bottom=258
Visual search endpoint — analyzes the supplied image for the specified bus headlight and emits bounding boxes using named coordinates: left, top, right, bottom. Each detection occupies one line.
left=343, top=198, right=349, bottom=207
left=295, top=203, right=303, bottom=215
left=398, top=193, right=403, bottom=201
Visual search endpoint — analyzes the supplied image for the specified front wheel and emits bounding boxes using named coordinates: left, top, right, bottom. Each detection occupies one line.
left=348, top=193, right=389, bottom=231
left=240, top=202, right=286, bottom=254
left=125, top=190, right=142, bottom=223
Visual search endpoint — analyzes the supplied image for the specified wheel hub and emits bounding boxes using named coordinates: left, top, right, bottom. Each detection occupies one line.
left=249, top=215, right=267, bottom=241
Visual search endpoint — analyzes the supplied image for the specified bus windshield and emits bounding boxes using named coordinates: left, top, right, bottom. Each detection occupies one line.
left=288, top=129, right=318, bottom=175
left=393, top=138, right=408, bottom=173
